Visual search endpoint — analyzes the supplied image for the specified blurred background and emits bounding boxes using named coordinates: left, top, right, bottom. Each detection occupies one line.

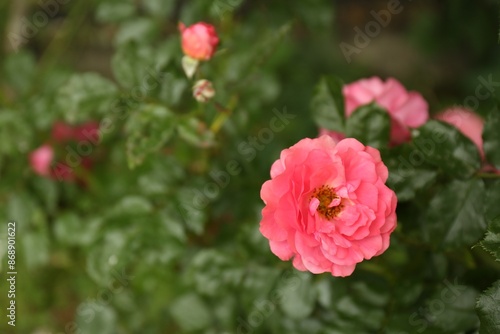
left=0, top=0, right=499, bottom=333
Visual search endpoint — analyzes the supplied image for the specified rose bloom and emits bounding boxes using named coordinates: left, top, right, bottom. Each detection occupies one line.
left=321, top=77, right=429, bottom=145
left=179, top=22, right=219, bottom=61
left=435, top=107, right=484, bottom=158
left=259, top=136, right=397, bottom=277
left=52, top=121, right=99, bottom=143
left=29, top=144, right=54, bottom=177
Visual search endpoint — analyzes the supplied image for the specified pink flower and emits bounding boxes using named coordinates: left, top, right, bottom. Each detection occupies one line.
left=52, top=122, right=74, bottom=141
left=29, top=144, right=54, bottom=177
left=260, top=136, right=397, bottom=277
left=73, top=121, right=100, bottom=143
left=30, top=120, right=100, bottom=182
left=321, top=77, right=429, bottom=145
left=179, top=22, right=219, bottom=61
left=435, top=107, right=484, bottom=158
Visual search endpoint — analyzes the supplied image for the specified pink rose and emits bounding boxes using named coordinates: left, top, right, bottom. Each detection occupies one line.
left=73, top=121, right=100, bottom=143
left=52, top=121, right=100, bottom=143
left=52, top=121, right=74, bottom=141
left=260, top=136, right=397, bottom=277
left=435, top=107, right=484, bottom=158
left=321, top=77, right=429, bottom=145
left=29, top=144, right=54, bottom=177
left=179, top=22, right=219, bottom=61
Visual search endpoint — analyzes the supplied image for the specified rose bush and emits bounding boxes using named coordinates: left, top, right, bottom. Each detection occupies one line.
left=2, top=1, right=500, bottom=333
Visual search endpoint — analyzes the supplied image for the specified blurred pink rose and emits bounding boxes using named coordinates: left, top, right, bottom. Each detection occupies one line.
left=179, top=22, right=219, bottom=61
left=260, top=136, right=397, bottom=277
left=73, top=121, right=100, bottom=143
left=31, top=120, right=100, bottom=181
left=435, top=107, right=484, bottom=158
left=321, top=77, right=429, bottom=145
left=29, top=144, right=54, bottom=177
left=52, top=122, right=74, bottom=141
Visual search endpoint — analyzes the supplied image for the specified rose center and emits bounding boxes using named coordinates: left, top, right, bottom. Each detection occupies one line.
left=311, top=185, right=343, bottom=220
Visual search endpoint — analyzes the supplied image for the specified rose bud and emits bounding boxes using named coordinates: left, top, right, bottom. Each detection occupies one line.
left=179, top=22, right=219, bottom=61
left=192, top=79, right=215, bottom=103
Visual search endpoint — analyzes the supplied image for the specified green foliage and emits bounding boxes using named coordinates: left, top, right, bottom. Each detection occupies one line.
left=483, top=107, right=500, bottom=169
left=477, top=280, right=500, bottom=334
left=1, top=1, right=500, bottom=333
left=425, top=179, right=486, bottom=249
left=480, top=217, right=500, bottom=260
left=412, top=120, right=481, bottom=178
left=125, top=104, right=176, bottom=168
left=311, top=76, right=345, bottom=132
left=345, top=103, right=391, bottom=149
left=56, top=73, right=119, bottom=123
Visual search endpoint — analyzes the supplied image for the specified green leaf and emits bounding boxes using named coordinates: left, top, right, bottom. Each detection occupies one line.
left=107, top=196, right=153, bottom=218
left=142, top=0, right=175, bottom=17
left=56, top=73, right=118, bottom=123
left=385, top=144, right=438, bottom=201
left=175, top=187, right=208, bottom=235
left=54, top=213, right=102, bottom=246
left=95, top=1, right=135, bottom=23
left=311, top=76, right=345, bottom=132
left=87, top=230, right=131, bottom=285
left=279, top=272, right=316, bottom=319
left=177, top=117, right=216, bottom=148
left=484, top=180, right=500, bottom=222
left=3, top=50, right=36, bottom=95
left=480, top=217, right=500, bottom=261
left=125, top=104, right=176, bottom=168
left=22, top=231, right=50, bottom=269
left=430, top=286, right=479, bottom=332
left=412, top=120, right=482, bottom=178
left=170, top=293, right=211, bottom=331
left=31, top=178, right=58, bottom=214
left=345, top=103, right=391, bottom=149
left=388, top=168, right=437, bottom=202
left=0, top=109, right=32, bottom=157
left=111, top=42, right=170, bottom=91
left=425, top=179, right=486, bottom=249
left=115, top=18, right=159, bottom=46
left=186, top=250, right=242, bottom=297
left=476, top=280, right=500, bottom=334
left=483, top=108, right=500, bottom=169
left=75, top=304, right=117, bottom=334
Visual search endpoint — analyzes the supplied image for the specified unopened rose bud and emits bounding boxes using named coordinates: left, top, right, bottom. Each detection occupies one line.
left=193, top=79, right=215, bottom=103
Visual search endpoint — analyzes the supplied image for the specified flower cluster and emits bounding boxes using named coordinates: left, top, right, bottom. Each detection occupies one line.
left=29, top=121, right=99, bottom=182
left=179, top=22, right=220, bottom=103
left=260, top=76, right=492, bottom=277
